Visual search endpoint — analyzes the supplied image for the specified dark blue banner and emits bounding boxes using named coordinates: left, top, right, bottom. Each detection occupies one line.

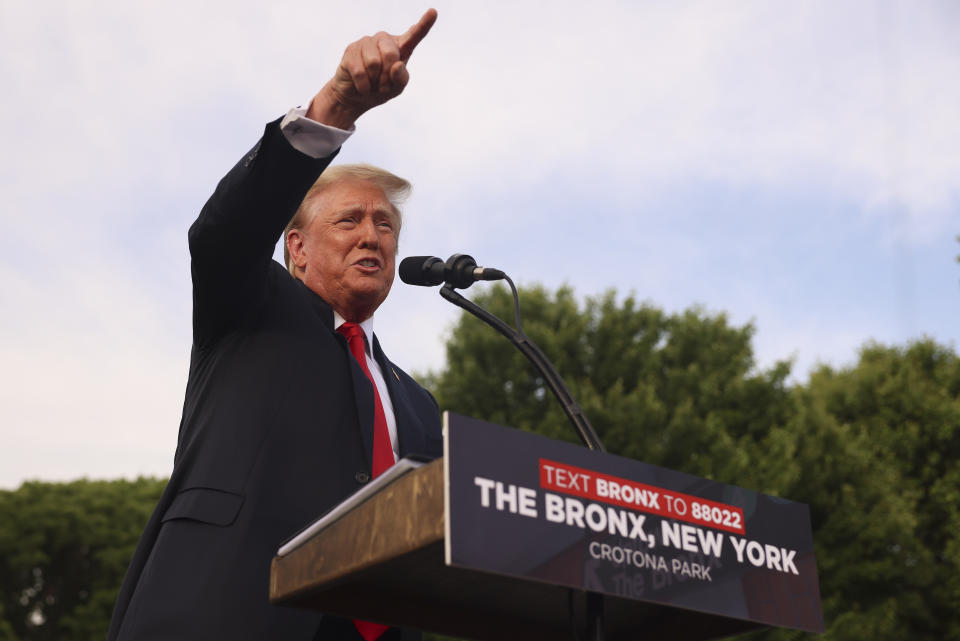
left=444, top=412, right=824, bottom=634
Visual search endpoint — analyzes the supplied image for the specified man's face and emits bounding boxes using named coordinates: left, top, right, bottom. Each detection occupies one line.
left=292, top=178, right=399, bottom=321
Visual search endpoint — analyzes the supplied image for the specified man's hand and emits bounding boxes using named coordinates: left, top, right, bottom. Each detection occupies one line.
left=307, top=9, right=437, bottom=130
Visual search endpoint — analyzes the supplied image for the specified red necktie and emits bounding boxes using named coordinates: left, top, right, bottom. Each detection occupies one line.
left=337, top=322, right=393, bottom=641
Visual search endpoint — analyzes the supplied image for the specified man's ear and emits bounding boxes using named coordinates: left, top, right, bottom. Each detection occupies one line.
left=286, top=229, right=308, bottom=270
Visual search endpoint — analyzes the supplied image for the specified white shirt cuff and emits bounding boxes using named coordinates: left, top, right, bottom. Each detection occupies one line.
left=279, top=106, right=353, bottom=158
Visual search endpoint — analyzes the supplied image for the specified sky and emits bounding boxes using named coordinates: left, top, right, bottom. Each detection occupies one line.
left=1, top=0, right=958, bottom=488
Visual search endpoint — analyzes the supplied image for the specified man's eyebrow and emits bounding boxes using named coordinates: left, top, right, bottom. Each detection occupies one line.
left=333, top=203, right=396, bottom=214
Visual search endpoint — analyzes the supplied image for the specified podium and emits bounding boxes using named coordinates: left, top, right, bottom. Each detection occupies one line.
left=271, top=414, right=824, bottom=641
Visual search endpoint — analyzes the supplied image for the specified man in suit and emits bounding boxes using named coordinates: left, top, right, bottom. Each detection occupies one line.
left=107, top=10, right=441, bottom=641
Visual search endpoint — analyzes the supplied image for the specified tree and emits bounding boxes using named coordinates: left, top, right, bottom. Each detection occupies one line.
left=425, top=284, right=960, bottom=641
left=423, top=285, right=797, bottom=641
left=427, top=285, right=795, bottom=489
left=0, top=477, right=166, bottom=641
left=771, top=340, right=960, bottom=641
left=3, top=286, right=957, bottom=640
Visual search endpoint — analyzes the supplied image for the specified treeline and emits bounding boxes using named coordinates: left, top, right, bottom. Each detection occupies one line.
left=2, top=285, right=958, bottom=640
left=0, top=478, right=166, bottom=641
left=425, top=286, right=960, bottom=641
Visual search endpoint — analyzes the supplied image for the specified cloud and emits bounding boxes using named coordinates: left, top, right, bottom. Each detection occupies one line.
left=1, top=0, right=958, bottom=486
left=340, top=1, right=960, bottom=230
left=0, top=260, right=187, bottom=485
left=5, top=1, right=958, bottom=231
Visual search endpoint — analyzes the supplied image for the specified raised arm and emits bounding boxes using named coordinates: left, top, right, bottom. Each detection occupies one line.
left=189, top=10, right=438, bottom=344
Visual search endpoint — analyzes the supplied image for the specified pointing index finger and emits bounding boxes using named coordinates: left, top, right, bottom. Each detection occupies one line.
left=398, top=8, right=437, bottom=61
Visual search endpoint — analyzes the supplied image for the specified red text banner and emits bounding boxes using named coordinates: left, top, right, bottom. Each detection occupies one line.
left=539, top=458, right=746, bottom=535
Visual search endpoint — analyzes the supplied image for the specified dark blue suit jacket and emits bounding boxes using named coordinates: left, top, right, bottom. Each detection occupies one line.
left=107, top=119, right=443, bottom=641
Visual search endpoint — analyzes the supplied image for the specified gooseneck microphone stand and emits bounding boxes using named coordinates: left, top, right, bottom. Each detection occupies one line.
left=438, top=282, right=605, bottom=454
left=425, top=254, right=607, bottom=641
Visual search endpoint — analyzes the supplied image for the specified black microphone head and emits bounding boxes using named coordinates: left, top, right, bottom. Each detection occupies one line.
left=399, top=256, right=445, bottom=286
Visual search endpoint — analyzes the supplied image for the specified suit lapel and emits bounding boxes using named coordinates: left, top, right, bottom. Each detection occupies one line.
left=372, top=335, right=427, bottom=458
left=297, top=279, right=375, bottom=472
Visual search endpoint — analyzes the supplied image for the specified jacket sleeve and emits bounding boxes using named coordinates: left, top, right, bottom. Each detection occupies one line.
left=187, top=117, right=338, bottom=346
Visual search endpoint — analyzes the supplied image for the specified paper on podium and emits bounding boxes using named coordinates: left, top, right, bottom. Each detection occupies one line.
left=277, top=456, right=427, bottom=557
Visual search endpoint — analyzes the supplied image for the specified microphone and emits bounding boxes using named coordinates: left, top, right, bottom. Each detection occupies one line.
left=399, top=255, right=446, bottom=286
left=399, top=254, right=505, bottom=288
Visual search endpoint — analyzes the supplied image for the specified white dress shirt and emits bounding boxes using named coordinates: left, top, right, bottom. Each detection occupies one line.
left=279, top=106, right=353, bottom=158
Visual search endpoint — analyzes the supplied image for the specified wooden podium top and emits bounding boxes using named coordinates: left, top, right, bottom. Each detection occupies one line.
left=270, top=459, right=762, bottom=641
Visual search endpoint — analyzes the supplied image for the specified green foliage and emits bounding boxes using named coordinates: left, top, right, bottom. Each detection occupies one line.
left=428, top=285, right=794, bottom=489
left=781, top=341, right=960, bottom=641
left=0, top=477, right=166, bottom=641
left=3, top=285, right=958, bottom=640
left=426, top=284, right=960, bottom=641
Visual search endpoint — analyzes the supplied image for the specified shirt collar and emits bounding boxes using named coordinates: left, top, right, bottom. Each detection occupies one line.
left=333, top=311, right=375, bottom=356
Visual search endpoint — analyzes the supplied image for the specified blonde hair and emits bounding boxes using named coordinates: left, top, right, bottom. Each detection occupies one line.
left=283, top=164, right=411, bottom=274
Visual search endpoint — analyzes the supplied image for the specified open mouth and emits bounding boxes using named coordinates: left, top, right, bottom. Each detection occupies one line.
left=355, top=258, right=381, bottom=270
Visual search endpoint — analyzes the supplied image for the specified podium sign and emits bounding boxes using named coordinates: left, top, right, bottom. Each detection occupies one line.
left=444, top=412, right=824, bottom=634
